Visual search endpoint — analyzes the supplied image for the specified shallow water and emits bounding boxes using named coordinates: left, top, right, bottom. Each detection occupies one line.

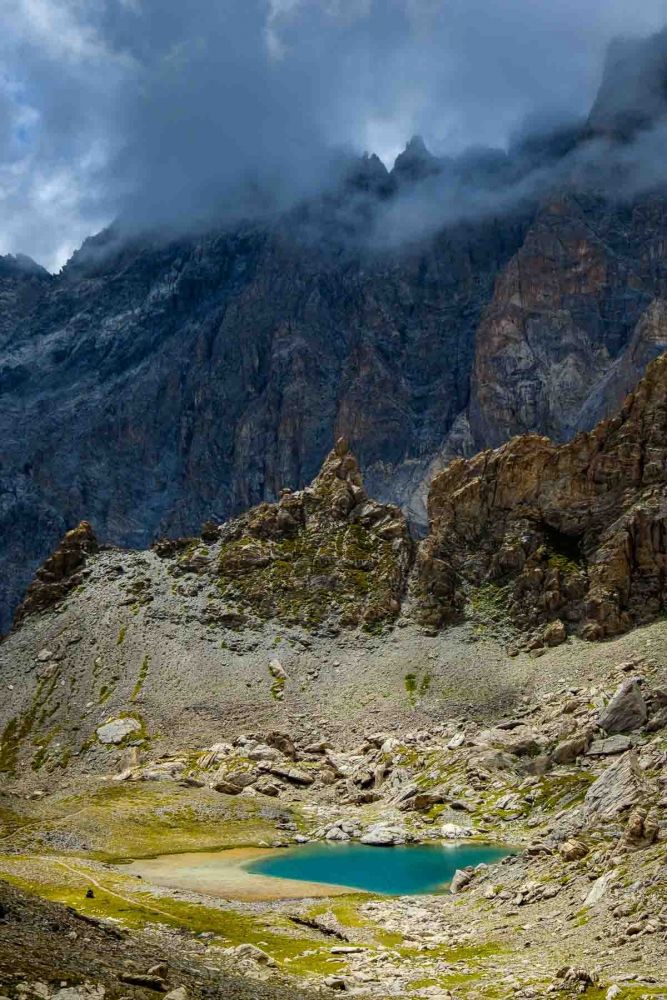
left=245, top=842, right=510, bottom=895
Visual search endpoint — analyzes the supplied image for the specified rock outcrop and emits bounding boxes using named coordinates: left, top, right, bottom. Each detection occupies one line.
left=13, top=521, right=98, bottom=625
left=13, top=441, right=412, bottom=634
left=413, top=351, right=667, bottom=641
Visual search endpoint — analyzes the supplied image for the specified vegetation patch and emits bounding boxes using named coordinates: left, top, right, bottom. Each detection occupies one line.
left=132, top=655, right=150, bottom=701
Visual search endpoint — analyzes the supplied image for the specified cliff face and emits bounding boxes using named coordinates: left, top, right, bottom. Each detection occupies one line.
left=414, top=350, right=667, bottom=645
left=0, top=215, right=526, bottom=632
left=13, top=350, right=667, bottom=648
left=2, top=189, right=667, bottom=632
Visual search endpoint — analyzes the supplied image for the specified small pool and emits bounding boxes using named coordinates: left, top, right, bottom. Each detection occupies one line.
left=245, top=841, right=510, bottom=895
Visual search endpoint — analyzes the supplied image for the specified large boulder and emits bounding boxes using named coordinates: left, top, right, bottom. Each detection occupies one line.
left=583, top=751, right=652, bottom=823
left=96, top=717, right=142, bottom=745
left=360, top=824, right=406, bottom=846
left=598, top=678, right=647, bottom=734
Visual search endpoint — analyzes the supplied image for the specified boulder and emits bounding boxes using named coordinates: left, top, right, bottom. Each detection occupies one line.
left=619, top=807, right=660, bottom=849
left=247, top=744, right=282, bottom=762
left=268, top=658, right=287, bottom=680
left=598, top=678, right=647, bottom=734
left=543, top=619, right=567, bottom=646
left=587, top=734, right=634, bottom=756
left=450, top=869, right=473, bottom=894
left=211, top=778, right=243, bottom=795
left=326, top=826, right=350, bottom=842
left=441, top=822, right=472, bottom=839
left=360, top=824, right=406, bottom=846
left=254, top=776, right=282, bottom=797
left=266, top=731, right=297, bottom=759
left=558, top=839, right=588, bottom=861
left=583, top=751, right=651, bottom=822
left=96, top=717, right=142, bottom=745
left=268, top=763, right=314, bottom=785
left=235, top=943, right=277, bottom=967
left=583, top=870, right=617, bottom=908
left=225, top=770, right=257, bottom=788
left=551, top=732, right=592, bottom=764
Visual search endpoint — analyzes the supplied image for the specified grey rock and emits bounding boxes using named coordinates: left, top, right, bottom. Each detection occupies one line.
left=450, top=868, right=473, bottom=894
left=583, top=751, right=651, bottom=822
left=552, top=732, right=592, bottom=764
left=360, top=824, right=406, bottom=846
left=598, top=678, right=647, bottom=734
left=587, top=734, right=634, bottom=756
left=95, top=717, right=141, bottom=745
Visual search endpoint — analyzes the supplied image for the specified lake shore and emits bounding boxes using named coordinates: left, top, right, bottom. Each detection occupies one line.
left=124, top=846, right=356, bottom=901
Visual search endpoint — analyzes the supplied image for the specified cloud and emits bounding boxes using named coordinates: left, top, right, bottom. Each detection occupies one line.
left=1, top=0, right=667, bottom=270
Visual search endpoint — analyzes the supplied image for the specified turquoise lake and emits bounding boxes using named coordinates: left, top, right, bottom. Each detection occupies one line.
left=245, top=841, right=510, bottom=895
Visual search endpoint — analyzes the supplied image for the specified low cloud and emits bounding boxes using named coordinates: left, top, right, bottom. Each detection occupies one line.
left=1, top=0, right=667, bottom=270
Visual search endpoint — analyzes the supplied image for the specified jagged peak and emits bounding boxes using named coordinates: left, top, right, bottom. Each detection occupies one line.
left=391, top=135, right=441, bottom=183
left=310, top=437, right=365, bottom=496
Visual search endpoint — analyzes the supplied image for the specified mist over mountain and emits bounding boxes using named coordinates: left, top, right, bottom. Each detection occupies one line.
left=3, top=0, right=667, bottom=270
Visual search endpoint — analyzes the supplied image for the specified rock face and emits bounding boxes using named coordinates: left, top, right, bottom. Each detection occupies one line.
left=2, top=182, right=667, bottom=633
left=413, top=351, right=667, bottom=640
left=0, top=210, right=524, bottom=633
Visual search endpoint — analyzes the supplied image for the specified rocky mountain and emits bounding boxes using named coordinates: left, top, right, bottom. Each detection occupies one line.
left=2, top=350, right=666, bottom=755
left=3, top=24, right=667, bottom=635
left=415, top=349, right=667, bottom=643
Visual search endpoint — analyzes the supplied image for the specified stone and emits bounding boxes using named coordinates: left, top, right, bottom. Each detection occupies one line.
left=558, top=839, right=588, bottom=861
left=96, top=717, right=142, bottom=745
left=164, top=990, right=188, bottom=1000
left=598, top=678, right=647, bottom=734
left=265, top=731, right=297, bottom=760
left=247, top=744, right=282, bottom=762
left=326, top=827, right=350, bottom=842
left=360, top=824, right=406, bottom=846
left=441, top=822, right=472, bottom=839
left=583, top=870, right=617, bottom=908
left=119, top=973, right=167, bottom=991
left=234, top=943, right=277, bottom=967
left=254, top=776, right=282, bottom=797
left=583, top=751, right=651, bottom=822
left=552, top=732, right=592, bottom=764
left=324, top=976, right=349, bottom=991
left=620, top=807, right=660, bottom=849
left=449, top=869, right=473, bottom=894
left=211, top=778, right=243, bottom=795
left=225, top=770, right=256, bottom=788
left=543, top=619, right=567, bottom=646
left=268, top=764, right=314, bottom=785
left=268, top=658, right=287, bottom=680
left=587, top=734, right=634, bottom=756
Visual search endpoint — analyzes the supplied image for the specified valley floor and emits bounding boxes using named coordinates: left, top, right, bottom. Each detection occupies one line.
left=1, top=620, right=667, bottom=999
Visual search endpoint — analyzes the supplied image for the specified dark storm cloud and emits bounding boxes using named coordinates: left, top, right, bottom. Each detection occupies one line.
left=1, top=0, right=667, bottom=269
